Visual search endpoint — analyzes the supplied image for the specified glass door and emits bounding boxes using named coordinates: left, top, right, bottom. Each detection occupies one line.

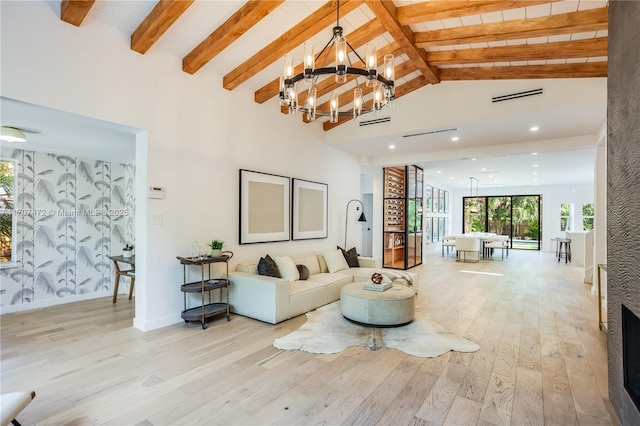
left=463, top=197, right=486, bottom=233
left=512, top=195, right=541, bottom=250
left=463, top=195, right=541, bottom=251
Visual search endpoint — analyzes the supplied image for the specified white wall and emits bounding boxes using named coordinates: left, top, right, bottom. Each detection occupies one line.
left=1, top=1, right=362, bottom=330
left=450, top=183, right=594, bottom=252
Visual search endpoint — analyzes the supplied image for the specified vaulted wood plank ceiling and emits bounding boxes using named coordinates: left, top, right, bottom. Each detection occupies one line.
left=60, top=0, right=608, bottom=131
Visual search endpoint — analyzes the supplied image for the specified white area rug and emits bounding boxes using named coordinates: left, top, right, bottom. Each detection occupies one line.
left=274, top=302, right=479, bottom=358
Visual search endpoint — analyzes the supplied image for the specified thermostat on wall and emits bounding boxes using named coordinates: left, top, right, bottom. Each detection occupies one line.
left=148, top=186, right=165, bottom=199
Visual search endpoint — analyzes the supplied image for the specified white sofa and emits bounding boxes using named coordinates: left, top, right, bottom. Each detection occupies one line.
left=228, top=251, right=419, bottom=324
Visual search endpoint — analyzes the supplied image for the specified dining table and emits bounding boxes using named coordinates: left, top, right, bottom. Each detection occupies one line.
left=462, top=232, right=497, bottom=258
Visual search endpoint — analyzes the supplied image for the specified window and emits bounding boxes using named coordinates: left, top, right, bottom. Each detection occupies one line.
left=560, top=203, right=572, bottom=231
left=583, top=203, right=594, bottom=231
left=0, top=159, right=17, bottom=265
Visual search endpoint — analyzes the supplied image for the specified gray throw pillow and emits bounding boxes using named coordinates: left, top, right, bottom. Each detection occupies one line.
left=296, top=264, right=310, bottom=280
left=258, top=254, right=281, bottom=278
left=337, top=246, right=359, bottom=268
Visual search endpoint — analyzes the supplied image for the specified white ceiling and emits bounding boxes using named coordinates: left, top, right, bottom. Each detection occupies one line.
left=2, top=1, right=607, bottom=189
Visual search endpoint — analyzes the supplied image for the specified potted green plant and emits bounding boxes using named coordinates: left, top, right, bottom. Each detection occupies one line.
left=123, top=243, right=134, bottom=258
left=208, top=240, right=224, bottom=257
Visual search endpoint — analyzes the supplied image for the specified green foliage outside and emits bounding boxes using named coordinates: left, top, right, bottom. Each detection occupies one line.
left=0, top=160, right=15, bottom=262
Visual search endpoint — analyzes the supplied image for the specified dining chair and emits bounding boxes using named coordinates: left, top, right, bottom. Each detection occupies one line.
left=455, top=237, right=481, bottom=263
left=484, top=235, right=509, bottom=260
left=441, top=235, right=457, bottom=257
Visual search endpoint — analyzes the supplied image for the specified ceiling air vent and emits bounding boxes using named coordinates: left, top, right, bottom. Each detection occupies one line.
left=492, top=88, right=543, bottom=103
left=359, top=117, right=391, bottom=127
left=403, top=127, right=459, bottom=138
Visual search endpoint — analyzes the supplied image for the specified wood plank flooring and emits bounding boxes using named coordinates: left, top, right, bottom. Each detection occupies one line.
left=1, top=246, right=620, bottom=425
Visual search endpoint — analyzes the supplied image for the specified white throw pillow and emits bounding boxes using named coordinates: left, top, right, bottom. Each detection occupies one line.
left=323, top=249, right=349, bottom=273
left=273, top=256, right=300, bottom=282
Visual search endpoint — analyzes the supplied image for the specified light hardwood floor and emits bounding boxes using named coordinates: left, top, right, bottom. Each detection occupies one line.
left=1, top=246, right=620, bottom=425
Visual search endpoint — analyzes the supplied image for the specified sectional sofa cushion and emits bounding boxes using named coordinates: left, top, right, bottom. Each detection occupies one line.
left=258, top=255, right=280, bottom=278
left=296, top=264, right=310, bottom=280
left=274, top=256, right=300, bottom=282
left=338, top=246, right=359, bottom=267
left=323, top=249, right=349, bottom=273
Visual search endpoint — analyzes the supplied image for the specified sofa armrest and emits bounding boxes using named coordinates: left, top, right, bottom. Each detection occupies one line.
left=228, top=272, right=291, bottom=324
left=357, top=256, right=380, bottom=268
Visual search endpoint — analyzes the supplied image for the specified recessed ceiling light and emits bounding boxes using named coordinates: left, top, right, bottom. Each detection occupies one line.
left=532, top=152, right=538, bottom=156
left=532, top=164, right=538, bottom=167
left=449, top=177, right=454, bottom=180
left=471, top=158, right=476, bottom=161
left=389, top=144, right=395, bottom=149
left=459, top=182, right=464, bottom=185
left=481, top=167, right=486, bottom=171
left=530, top=126, right=539, bottom=132
left=451, top=136, right=459, bottom=141
left=533, top=172, right=538, bottom=175
left=437, top=170, right=442, bottom=174
left=489, top=175, right=493, bottom=178
left=534, top=178, right=538, bottom=182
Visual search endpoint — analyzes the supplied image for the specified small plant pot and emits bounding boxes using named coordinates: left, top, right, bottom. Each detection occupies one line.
left=123, top=250, right=133, bottom=258
left=211, top=249, right=223, bottom=258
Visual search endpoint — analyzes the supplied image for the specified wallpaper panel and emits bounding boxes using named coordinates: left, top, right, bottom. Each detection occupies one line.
left=0, top=149, right=135, bottom=308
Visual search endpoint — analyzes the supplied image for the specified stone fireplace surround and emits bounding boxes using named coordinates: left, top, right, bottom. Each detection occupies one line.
left=607, top=2, right=640, bottom=424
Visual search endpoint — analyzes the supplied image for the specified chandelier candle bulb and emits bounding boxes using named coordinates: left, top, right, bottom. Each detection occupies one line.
left=307, top=87, right=317, bottom=121
left=283, top=55, right=294, bottom=79
left=335, top=37, right=347, bottom=83
left=288, top=82, right=298, bottom=113
left=366, top=44, right=377, bottom=87
left=353, top=87, right=363, bottom=120
left=330, top=91, right=339, bottom=123
left=374, top=84, right=383, bottom=113
left=303, top=41, right=314, bottom=78
left=384, top=54, right=395, bottom=81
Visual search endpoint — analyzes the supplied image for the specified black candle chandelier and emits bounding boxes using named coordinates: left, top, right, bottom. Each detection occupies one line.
left=279, top=1, right=395, bottom=123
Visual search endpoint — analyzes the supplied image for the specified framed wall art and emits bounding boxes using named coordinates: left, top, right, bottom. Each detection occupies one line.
left=425, top=186, right=433, bottom=212
left=239, top=169, right=290, bottom=244
left=432, top=187, right=439, bottom=212
left=438, top=189, right=445, bottom=213
left=292, top=178, right=328, bottom=240
left=444, top=190, right=449, bottom=214
left=425, top=217, right=432, bottom=243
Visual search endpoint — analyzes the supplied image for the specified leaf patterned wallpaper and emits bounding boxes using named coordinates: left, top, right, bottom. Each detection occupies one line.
left=0, top=148, right=135, bottom=308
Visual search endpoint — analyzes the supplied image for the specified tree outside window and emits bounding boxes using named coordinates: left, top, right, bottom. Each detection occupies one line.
left=560, top=203, right=572, bottom=231
left=0, top=159, right=16, bottom=263
left=583, top=203, right=594, bottom=231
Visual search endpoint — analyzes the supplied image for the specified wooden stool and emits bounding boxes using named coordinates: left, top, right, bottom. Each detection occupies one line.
left=558, top=238, right=572, bottom=263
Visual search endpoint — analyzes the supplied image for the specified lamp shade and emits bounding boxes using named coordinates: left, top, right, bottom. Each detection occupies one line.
left=357, top=212, right=367, bottom=222
left=0, top=126, right=27, bottom=142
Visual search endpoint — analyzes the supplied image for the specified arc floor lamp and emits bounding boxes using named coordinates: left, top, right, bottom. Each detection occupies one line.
left=345, top=199, right=367, bottom=249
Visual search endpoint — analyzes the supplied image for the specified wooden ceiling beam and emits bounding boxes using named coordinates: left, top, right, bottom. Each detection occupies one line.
left=223, top=0, right=363, bottom=91
left=183, top=0, right=284, bottom=75
left=427, top=37, right=608, bottom=66
left=255, top=18, right=386, bottom=104
left=322, top=75, right=429, bottom=131
left=415, top=7, right=608, bottom=48
left=439, top=62, right=607, bottom=81
left=60, top=0, right=95, bottom=26
left=366, top=0, right=440, bottom=84
left=397, top=0, right=561, bottom=25
left=131, top=0, right=194, bottom=54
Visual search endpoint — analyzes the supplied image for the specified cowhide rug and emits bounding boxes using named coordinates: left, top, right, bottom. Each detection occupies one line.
left=274, top=302, right=479, bottom=358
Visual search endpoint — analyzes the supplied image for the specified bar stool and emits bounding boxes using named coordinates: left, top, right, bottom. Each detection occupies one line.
left=558, top=238, right=572, bottom=263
